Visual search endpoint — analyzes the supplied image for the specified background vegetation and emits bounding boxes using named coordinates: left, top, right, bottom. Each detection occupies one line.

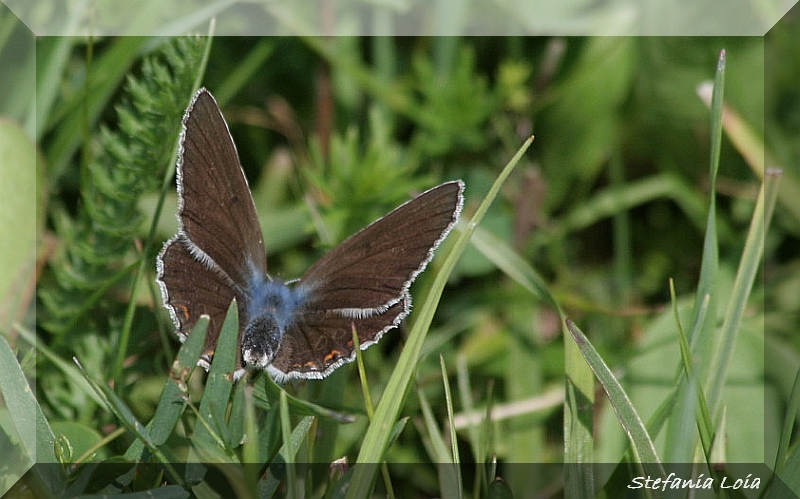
left=1, top=12, right=799, bottom=499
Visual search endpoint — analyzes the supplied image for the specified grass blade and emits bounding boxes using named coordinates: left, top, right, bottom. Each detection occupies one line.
left=706, top=169, right=782, bottom=414
left=125, top=315, right=209, bottom=460
left=565, top=319, right=665, bottom=477
left=345, top=137, right=533, bottom=499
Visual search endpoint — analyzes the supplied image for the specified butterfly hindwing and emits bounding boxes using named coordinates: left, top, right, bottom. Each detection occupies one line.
left=157, top=234, right=246, bottom=366
left=269, top=298, right=408, bottom=379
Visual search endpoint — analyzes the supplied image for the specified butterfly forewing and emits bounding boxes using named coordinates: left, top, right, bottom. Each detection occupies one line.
left=177, top=90, right=267, bottom=288
left=297, top=181, right=464, bottom=312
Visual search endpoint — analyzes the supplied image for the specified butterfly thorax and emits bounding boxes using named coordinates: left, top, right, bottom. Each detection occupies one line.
left=242, top=278, right=308, bottom=368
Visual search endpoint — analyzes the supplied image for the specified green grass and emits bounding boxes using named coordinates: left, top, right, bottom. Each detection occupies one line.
left=1, top=31, right=799, bottom=499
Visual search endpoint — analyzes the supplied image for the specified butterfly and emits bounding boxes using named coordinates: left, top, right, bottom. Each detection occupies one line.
left=157, top=88, right=464, bottom=381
